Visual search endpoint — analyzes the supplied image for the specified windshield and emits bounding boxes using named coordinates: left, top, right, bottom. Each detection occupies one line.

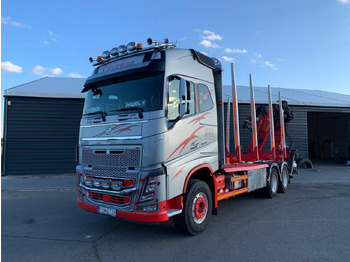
left=83, top=73, right=164, bottom=117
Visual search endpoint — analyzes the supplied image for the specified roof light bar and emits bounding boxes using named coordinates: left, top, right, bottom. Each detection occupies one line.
left=110, top=47, right=119, bottom=56
left=127, top=42, right=136, bottom=52
left=102, top=51, right=110, bottom=59
left=118, top=45, right=127, bottom=54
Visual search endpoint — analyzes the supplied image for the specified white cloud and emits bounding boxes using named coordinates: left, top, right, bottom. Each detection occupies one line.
left=337, top=0, right=350, bottom=4
left=264, top=61, right=279, bottom=70
left=221, top=56, right=235, bottom=62
left=255, top=52, right=262, bottom=58
left=43, top=30, right=58, bottom=45
left=202, top=30, right=223, bottom=41
left=200, top=40, right=221, bottom=48
left=32, top=65, right=63, bottom=77
left=225, top=48, right=248, bottom=54
left=1, top=61, right=23, bottom=73
left=68, top=73, right=84, bottom=78
left=2, top=16, right=31, bottom=28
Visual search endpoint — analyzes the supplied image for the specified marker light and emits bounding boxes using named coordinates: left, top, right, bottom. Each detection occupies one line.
left=97, top=56, right=103, bottom=62
left=118, top=45, right=127, bottom=54
left=110, top=47, right=119, bottom=56
left=136, top=43, right=143, bottom=50
left=127, top=42, right=136, bottom=52
left=102, top=50, right=110, bottom=59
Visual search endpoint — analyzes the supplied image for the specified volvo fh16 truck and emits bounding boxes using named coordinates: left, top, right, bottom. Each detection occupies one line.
left=76, top=38, right=297, bottom=235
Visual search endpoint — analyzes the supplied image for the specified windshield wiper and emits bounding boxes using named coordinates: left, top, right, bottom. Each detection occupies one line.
left=83, top=111, right=107, bottom=122
left=110, top=107, right=144, bottom=119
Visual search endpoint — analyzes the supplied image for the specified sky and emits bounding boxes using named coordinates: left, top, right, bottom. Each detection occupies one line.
left=1, top=0, right=350, bottom=96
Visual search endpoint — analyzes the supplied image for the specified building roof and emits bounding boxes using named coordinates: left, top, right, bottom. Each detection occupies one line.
left=4, top=77, right=86, bottom=99
left=223, top=85, right=350, bottom=108
left=4, top=77, right=350, bottom=108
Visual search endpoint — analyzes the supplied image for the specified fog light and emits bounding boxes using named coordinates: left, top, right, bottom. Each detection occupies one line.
left=136, top=204, right=158, bottom=212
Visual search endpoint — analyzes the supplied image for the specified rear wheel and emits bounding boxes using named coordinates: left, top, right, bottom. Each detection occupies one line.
left=264, top=168, right=279, bottom=198
left=173, top=180, right=212, bottom=235
left=278, top=165, right=289, bottom=193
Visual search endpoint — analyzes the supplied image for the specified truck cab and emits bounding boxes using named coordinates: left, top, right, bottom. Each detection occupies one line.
left=76, top=41, right=219, bottom=226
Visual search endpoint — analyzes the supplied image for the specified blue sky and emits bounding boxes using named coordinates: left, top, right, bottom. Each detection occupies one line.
left=2, top=0, right=350, bottom=95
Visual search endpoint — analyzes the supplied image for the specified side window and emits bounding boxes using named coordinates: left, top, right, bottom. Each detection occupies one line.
left=167, top=77, right=180, bottom=121
left=185, top=81, right=195, bottom=116
left=198, top=84, right=214, bottom=112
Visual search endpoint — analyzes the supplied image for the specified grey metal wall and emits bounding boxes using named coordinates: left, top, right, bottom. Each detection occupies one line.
left=3, top=96, right=84, bottom=175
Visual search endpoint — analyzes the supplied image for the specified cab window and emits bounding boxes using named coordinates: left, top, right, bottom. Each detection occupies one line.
left=167, top=77, right=180, bottom=121
left=198, top=84, right=214, bottom=112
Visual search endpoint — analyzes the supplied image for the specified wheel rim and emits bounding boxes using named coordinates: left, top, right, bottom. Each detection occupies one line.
left=282, top=169, right=288, bottom=188
left=191, top=192, right=208, bottom=224
left=271, top=173, right=278, bottom=193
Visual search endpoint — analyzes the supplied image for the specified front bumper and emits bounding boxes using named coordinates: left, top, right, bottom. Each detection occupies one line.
left=77, top=199, right=169, bottom=223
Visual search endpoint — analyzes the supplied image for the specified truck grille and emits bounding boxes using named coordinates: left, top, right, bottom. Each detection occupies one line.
left=88, top=192, right=130, bottom=205
left=82, top=146, right=141, bottom=167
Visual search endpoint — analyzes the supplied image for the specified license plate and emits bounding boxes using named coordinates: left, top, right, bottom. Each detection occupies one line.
left=98, top=206, right=116, bottom=217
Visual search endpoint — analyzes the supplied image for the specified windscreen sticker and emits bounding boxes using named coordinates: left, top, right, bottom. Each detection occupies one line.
left=125, top=99, right=146, bottom=108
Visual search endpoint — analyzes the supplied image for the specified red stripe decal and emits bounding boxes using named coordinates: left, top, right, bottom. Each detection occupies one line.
left=167, top=126, right=204, bottom=160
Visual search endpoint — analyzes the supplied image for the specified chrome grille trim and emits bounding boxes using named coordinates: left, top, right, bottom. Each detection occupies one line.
left=82, top=146, right=141, bottom=167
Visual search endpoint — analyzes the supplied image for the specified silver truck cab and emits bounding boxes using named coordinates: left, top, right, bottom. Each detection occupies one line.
left=76, top=42, right=219, bottom=223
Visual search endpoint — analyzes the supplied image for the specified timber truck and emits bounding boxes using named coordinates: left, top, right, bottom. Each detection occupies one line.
left=76, top=38, right=298, bottom=235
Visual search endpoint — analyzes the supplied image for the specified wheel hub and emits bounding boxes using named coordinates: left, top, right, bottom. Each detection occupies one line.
left=192, top=193, right=208, bottom=224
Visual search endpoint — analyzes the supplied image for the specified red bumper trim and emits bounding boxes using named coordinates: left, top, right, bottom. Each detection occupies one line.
left=77, top=200, right=169, bottom=223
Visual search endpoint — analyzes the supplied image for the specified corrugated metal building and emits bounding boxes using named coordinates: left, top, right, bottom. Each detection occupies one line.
left=223, top=86, right=350, bottom=160
left=2, top=77, right=350, bottom=175
left=2, top=77, right=86, bottom=175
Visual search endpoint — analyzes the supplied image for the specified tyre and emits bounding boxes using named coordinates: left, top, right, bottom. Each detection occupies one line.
left=278, top=165, right=289, bottom=193
left=173, top=180, right=212, bottom=235
left=264, top=168, right=279, bottom=198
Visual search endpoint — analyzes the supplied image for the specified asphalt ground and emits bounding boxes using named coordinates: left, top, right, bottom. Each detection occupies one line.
left=1, top=164, right=350, bottom=262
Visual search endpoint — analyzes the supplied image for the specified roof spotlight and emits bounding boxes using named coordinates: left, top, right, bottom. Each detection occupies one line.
left=118, top=45, right=127, bottom=54
left=127, top=42, right=136, bottom=52
left=110, top=47, right=119, bottom=56
left=102, top=50, right=110, bottom=59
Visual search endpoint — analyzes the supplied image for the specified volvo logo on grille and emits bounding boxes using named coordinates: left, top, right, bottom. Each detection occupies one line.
left=106, top=127, right=112, bottom=135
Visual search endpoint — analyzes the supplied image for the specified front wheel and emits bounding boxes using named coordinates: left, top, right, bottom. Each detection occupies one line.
left=173, top=180, right=212, bottom=235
